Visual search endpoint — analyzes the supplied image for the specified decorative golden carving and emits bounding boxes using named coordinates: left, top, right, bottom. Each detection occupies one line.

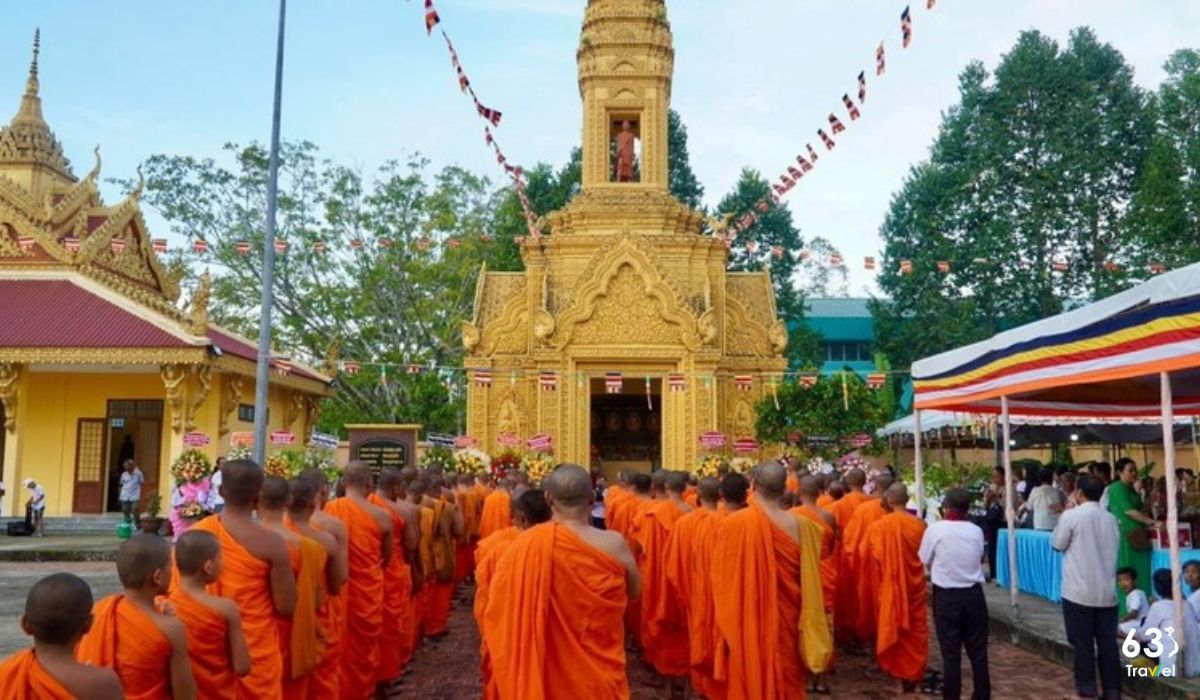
left=0, top=347, right=207, bottom=365
left=532, top=309, right=556, bottom=343
left=304, top=396, right=322, bottom=441
left=285, top=390, right=305, bottom=431
left=0, top=31, right=73, bottom=182
left=186, top=364, right=211, bottom=433
left=462, top=321, right=480, bottom=353
left=218, top=373, right=244, bottom=437
left=188, top=270, right=210, bottom=335
left=769, top=320, right=789, bottom=355
left=161, top=364, right=188, bottom=434
left=0, top=362, right=21, bottom=432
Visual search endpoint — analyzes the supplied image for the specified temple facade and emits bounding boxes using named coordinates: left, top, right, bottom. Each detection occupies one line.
left=0, top=34, right=331, bottom=516
left=464, top=0, right=788, bottom=475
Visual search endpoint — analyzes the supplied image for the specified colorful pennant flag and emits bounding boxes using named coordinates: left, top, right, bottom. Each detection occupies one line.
left=901, top=6, right=913, bottom=48
left=416, top=237, right=431, bottom=251
left=800, top=373, right=819, bottom=389
left=275, top=358, right=293, bottom=376
left=313, top=241, right=327, bottom=254
left=539, top=371, right=558, bottom=391
left=864, top=256, right=877, bottom=271
left=1052, top=261, right=1069, bottom=273
left=796, top=154, right=814, bottom=173
left=605, top=372, right=623, bottom=394
left=406, top=364, right=422, bottom=375
left=191, top=239, right=208, bottom=254
left=900, top=259, right=914, bottom=275
left=476, top=102, right=502, bottom=127
left=877, top=42, right=887, bottom=75
left=830, top=254, right=844, bottom=266
left=1149, top=262, right=1166, bottom=275
left=153, top=239, right=168, bottom=254
left=807, top=143, right=820, bottom=163
left=235, top=240, right=251, bottom=256
left=527, top=434, right=553, bottom=452
left=787, top=166, right=804, bottom=181
left=818, top=129, right=836, bottom=150
left=734, top=375, right=753, bottom=392
left=110, top=237, right=126, bottom=253
left=350, top=239, right=364, bottom=250
left=867, top=372, right=887, bottom=390
left=668, top=373, right=686, bottom=392
left=17, top=235, right=35, bottom=251
left=342, top=361, right=361, bottom=375
left=828, top=114, right=846, bottom=135
left=1103, top=261, right=1121, bottom=272
left=842, top=94, right=861, bottom=121
left=474, top=368, right=492, bottom=387
left=274, top=239, right=288, bottom=254
left=424, top=0, right=440, bottom=35
left=937, top=260, right=950, bottom=273
left=771, top=246, right=784, bottom=260
left=858, top=71, right=867, bottom=102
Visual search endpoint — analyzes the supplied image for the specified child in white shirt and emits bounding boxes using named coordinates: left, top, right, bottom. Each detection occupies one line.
left=1118, top=567, right=1149, bottom=636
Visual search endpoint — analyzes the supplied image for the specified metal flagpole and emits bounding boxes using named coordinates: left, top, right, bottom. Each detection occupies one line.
left=253, top=0, right=288, bottom=465
left=913, top=409, right=925, bottom=519
left=1001, top=395, right=1019, bottom=622
left=1162, top=372, right=1183, bottom=649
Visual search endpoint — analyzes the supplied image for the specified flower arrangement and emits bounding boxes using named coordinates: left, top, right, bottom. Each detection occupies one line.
left=178, top=501, right=211, bottom=520
left=729, top=457, right=754, bottom=475
left=264, top=454, right=295, bottom=479
left=300, top=446, right=339, bottom=484
left=452, top=448, right=492, bottom=475
left=226, top=445, right=253, bottom=461
left=693, top=454, right=728, bottom=478
left=421, top=446, right=453, bottom=472
left=806, top=457, right=834, bottom=475
left=491, top=451, right=521, bottom=479
left=521, top=452, right=555, bottom=485
left=170, top=450, right=214, bottom=484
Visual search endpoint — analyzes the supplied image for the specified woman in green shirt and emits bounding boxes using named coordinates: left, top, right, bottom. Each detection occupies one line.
left=1107, top=458, right=1160, bottom=608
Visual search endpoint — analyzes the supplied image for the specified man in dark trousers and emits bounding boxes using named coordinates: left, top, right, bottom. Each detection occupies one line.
left=919, top=488, right=989, bottom=699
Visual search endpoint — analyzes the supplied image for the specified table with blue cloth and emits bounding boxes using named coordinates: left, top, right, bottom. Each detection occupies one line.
left=995, top=528, right=1199, bottom=601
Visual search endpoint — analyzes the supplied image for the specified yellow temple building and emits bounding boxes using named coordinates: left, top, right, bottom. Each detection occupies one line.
left=0, top=34, right=330, bottom=517
left=464, top=0, right=788, bottom=475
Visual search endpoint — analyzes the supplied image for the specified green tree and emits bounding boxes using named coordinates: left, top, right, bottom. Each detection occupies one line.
left=667, top=109, right=705, bottom=209
left=754, top=373, right=888, bottom=459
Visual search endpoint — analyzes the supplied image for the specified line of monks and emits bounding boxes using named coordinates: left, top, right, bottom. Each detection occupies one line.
left=0, top=458, right=932, bottom=699
left=0, top=458, right=499, bottom=700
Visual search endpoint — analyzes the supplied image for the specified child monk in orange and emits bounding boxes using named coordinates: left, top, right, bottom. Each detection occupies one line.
left=0, top=573, right=122, bottom=699
left=78, top=534, right=198, bottom=700
left=169, top=530, right=252, bottom=700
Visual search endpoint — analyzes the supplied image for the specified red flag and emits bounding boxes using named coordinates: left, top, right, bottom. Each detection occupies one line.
left=818, top=129, right=836, bottom=150
left=901, top=7, right=913, bottom=48
left=605, top=372, right=623, bottom=394
left=927, top=0, right=936, bottom=8
left=192, top=239, right=209, bottom=254
left=667, top=374, right=686, bottom=392
left=424, top=0, right=440, bottom=35
left=867, top=373, right=887, bottom=390
left=1052, top=261, right=1069, bottom=273
left=899, top=259, right=913, bottom=275
left=937, top=260, right=950, bottom=273
left=864, top=256, right=876, bottom=271
left=153, top=239, right=168, bottom=254
left=17, top=235, right=35, bottom=251
left=829, top=254, right=844, bottom=266
left=475, top=101, right=502, bottom=127
left=828, top=114, right=846, bottom=135
left=843, top=94, right=861, bottom=121
left=799, top=373, right=819, bottom=389
left=734, top=375, right=753, bottom=392
left=787, top=166, right=804, bottom=181
left=796, top=154, right=814, bottom=172
left=858, top=70, right=867, bottom=102
left=1103, top=261, right=1121, bottom=272
left=807, top=143, right=820, bottom=163
left=539, top=371, right=558, bottom=391
left=876, top=42, right=886, bottom=75
left=235, top=240, right=251, bottom=256
left=474, top=368, right=493, bottom=386
left=1149, top=262, right=1166, bottom=275
left=110, top=237, right=126, bottom=253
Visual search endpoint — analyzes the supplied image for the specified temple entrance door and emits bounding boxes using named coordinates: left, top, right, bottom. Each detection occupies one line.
left=72, top=418, right=107, bottom=513
left=589, top=376, right=661, bottom=481
left=104, top=400, right=163, bottom=513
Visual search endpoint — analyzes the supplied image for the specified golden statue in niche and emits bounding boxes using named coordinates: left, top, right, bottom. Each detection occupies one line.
left=615, top=120, right=637, bottom=182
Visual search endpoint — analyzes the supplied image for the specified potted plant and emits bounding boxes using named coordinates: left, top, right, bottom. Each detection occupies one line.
left=141, top=492, right=165, bottom=535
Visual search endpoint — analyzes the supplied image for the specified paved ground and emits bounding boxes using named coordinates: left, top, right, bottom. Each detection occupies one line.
left=0, top=562, right=120, bottom=655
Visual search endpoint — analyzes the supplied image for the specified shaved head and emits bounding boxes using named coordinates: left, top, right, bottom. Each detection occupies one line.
left=297, top=468, right=330, bottom=493
left=829, top=481, right=846, bottom=500
left=288, top=477, right=318, bottom=513
left=633, top=473, right=652, bottom=495
left=651, top=470, right=668, bottom=492
left=544, top=464, right=593, bottom=509
left=408, top=477, right=430, bottom=498
left=399, top=466, right=418, bottom=485
left=755, top=461, right=787, bottom=499
left=721, top=473, right=750, bottom=506
left=221, top=459, right=265, bottom=507
left=845, top=468, right=866, bottom=488
left=175, top=530, right=220, bottom=576
left=698, top=477, right=721, bottom=503
left=116, top=534, right=172, bottom=589
left=343, top=461, right=373, bottom=490
left=378, top=468, right=403, bottom=496
left=886, top=483, right=909, bottom=508
left=665, top=471, right=688, bottom=494
left=261, top=476, right=291, bottom=510
left=513, top=488, right=552, bottom=526
left=23, top=573, right=94, bottom=644
left=873, top=472, right=896, bottom=494
left=800, top=476, right=822, bottom=499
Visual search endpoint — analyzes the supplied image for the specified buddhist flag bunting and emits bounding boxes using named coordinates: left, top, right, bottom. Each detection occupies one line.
left=313, top=241, right=327, bottom=253
left=927, top=0, right=936, bottom=8
left=605, top=372, right=623, bottom=394
left=668, top=373, right=686, bottom=392
left=406, top=364, right=422, bottom=375
left=800, top=249, right=811, bottom=261
left=807, top=143, right=820, bottom=163
left=379, top=238, right=394, bottom=250
left=1103, top=261, right=1121, bottom=272
left=1149, top=262, right=1166, bottom=275
left=424, top=0, right=440, bottom=35
left=864, top=256, right=877, bottom=270
left=937, top=260, right=950, bottom=273
left=867, top=372, right=887, bottom=390
left=416, top=237, right=431, bottom=251
left=734, top=374, right=753, bottom=392
left=800, top=373, right=819, bottom=389
left=900, top=259, right=913, bottom=275
left=771, top=246, right=784, bottom=260
left=877, top=42, right=887, bottom=75
left=474, top=368, right=493, bottom=387
left=746, top=241, right=759, bottom=254
left=780, top=174, right=795, bottom=189
left=274, top=239, right=288, bottom=254
left=901, top=7, right=913, bottom=48
left=235, top=240, right=251, bottom=256
left=858, top=71, right=867, bottom=102
left=1052, top=261, right=1069, bottom=273
left=828, top=114, right=846, bottom=135
left=476, top=102, right=502, bottom=127
left=192, top=239, right=208, bottom=254
left=830, top=254, right=844, bottom=266
left=787, top=166, right=804, bottom=181
left=842, top=94, right=861, bottom=121
left=796, top=154, right=814, bottom=172
left=153, top=239, right=168, bottom=254
left=275, top=358, right=293, bottom=376
left=755, top=200, right=770, bottom=213
left=818, top=129, right=836, bottom=150
left=350, top=239, right=364, bottom=250
left=110, top=237, right=126, bottom=253
left=342, top=361, right=361, bottom=375
left=539, top=371, right=558, bottom=390
left=773, top=183, right=788, bottom=197
left=18, top=235, right=35, bottom=251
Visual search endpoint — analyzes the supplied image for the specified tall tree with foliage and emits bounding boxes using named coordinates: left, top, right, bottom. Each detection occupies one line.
left=754, top=373, right=888, bottom=459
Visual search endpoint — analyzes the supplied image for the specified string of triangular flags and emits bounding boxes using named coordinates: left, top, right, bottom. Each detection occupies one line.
left=723, top=1, right=936, bottom=244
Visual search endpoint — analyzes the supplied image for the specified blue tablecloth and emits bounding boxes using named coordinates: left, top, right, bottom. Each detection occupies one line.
left=996, top=528, right=1200, bottom=601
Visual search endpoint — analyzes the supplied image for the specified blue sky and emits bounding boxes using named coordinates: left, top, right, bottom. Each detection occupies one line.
left=2, top=1, right=1198, bottom=294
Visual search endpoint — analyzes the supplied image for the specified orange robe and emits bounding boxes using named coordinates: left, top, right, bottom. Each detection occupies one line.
left=325, top=498, right=385, bottom=700
left=483, top=523, right=629, bottom=700
left=455, top=489, right=481, bottom=581
left=167, top=587, right=239, bottom=700
left=368, top=493, right=413, bottom=682
left=413, top=505, right=436, bottom=645
left=843, top=499, right=888, bottom=643
left=604, top=488, right=631, bottom=530
left=871, top=513, right=929, bottom=683
left=186, top=515, right=283, bottom=700
left=478, top=490, right=512, bottom=539
left=828, top=491, right=868, bottom=642
left=786, top=474, right=799, bottom=495
left=280, top=536, right=326, bottom=698
left=792, top=505, right=837, bottom=612
left=684, top=486, right=700, bottom=509
left=816, top=494, right=834, bottom=509
left=307, top=521, right=344, bottom=700
left=624, top=497, right=654, bottom=646
left=0, top=649, right=72, bottom=699
left=76, top=595, right=171, bottom=700
left=474, top=526, right=521, bottom=700
left=425, top=498, right=456, bottom=636
left=637, top=500, right=691, bottom=677
left=664, top=508, right=725, bottom=699
left=712, top=504, right=832, bottom=700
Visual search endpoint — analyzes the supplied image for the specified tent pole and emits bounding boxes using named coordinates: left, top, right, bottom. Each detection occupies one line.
left=1191, top=416, right=1199, bottom=472
left=1001, top=395, right=1019, bottom=622
left=914, top=410, right=925, bottom=519
left=1162, top=372, right=1183, bottom=649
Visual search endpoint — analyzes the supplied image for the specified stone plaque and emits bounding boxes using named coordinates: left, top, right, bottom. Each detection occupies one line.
left=354, top=439, right=409, bottom=477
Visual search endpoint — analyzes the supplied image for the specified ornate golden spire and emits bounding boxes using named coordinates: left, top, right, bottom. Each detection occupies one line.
left=0, top=29, right=74, bottom=180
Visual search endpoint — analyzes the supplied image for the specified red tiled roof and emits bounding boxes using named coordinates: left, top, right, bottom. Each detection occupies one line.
left=206, top=326, right=327, bottom=382
left=0, top=279, right=194, bottom=348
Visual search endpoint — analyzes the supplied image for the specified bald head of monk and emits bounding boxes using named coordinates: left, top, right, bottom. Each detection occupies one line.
left=297, top=467, right=329, bottom=493
left=665, top=470, right=688, bottom=496
left=512, top=488, right=552, bottom=529
left=260, top=476, right=291, bottom=512
left=408, top=477, right=430, bottom=500
left=342, top=460, right=373, bottom=496
left=829, top=480, right=846, bottom=500
left=632, top=473, right=652, bottom=496
left=175, top=530, right=222, bottom=583
left=21, top=572, right=95, bottom=645
left=873, top=471, right=896, bottom=497
left=497, top=478, right=514, bottom=492
left=544, top=464, right=594, bottom=517
left=117, top=534, right=172, bottom=595
left=800, top=475, right=822, bottom=501
left=287, top=477, right=319, bottom=520
left=378, top=467, right=403, bottom=499
left=885, top=483, right=909, bottom=510
left=697, top=477, right=721, bottom=505
left=651, top=470, right=668, bottom=497
left=457, top=474, right=473, bottom=488
left=221, top=458, right=265, bottom=510
left=845, top=468, right=866, bottom=490
left=399, top=466, right=418, bottom=485
left=753, top=461, right=787, bottom=501
left=722, top=473, right=750, bottom=508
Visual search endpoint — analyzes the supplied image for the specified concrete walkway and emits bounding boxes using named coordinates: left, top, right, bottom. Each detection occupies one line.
left=0, top=534, right=119, bottom=561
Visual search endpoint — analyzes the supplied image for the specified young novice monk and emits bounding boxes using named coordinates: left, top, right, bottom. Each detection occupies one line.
left=78, top=534, right=198, bottom=700
left=169, top=530, right=251, bottom=699
left=0, top=573, right=123, bottom=699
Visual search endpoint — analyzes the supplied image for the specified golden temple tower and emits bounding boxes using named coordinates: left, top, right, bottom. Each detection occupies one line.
left=464, top=0, right=787, bottom=474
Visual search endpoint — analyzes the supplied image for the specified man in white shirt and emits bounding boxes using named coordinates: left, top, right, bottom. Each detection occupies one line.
left=23, top=478, right=46, bottom=537
left=1027, top=470, right=1065, bottom=531
left=207, top=457, right=225, bottom=513
left=118, top=459, right=144, bottom=527
left=1052, top=474, right=1121, bottom=699
left=920, top=488, right=989, bottom=700
left=1141, top=569, right=1200, bottom=678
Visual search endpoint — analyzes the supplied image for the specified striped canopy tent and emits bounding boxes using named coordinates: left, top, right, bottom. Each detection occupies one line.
left=910, top=261, right=1200, bottom=625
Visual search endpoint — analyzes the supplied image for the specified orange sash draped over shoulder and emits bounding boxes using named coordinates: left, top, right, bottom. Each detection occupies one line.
left=325, top=498, right=385, bottom=700
left=638, top=500, right=690, bottom=677
left=663, top=508, right=724, bottom=699
left=483, top=523, right=630, bottom=700
left=186, top=515, right=283, bottom=700
left=0, top=650, right=72, bottom=700
left=816, top=494, right=834, bottom=509
left=474, top=526, right=520, bottom=699
left=285, top=535, right=327, bottom=695
left=167, top=588, right=238, bottom=700
left=76, top=595, right=171, bottom=700
left=306, top=519, right=344, bottom=700
left=828, top=492, right=868, bottom=642
left=479, top=490, right=512, bottom=539
left=793, top=506, right=837, bottom=612
left=712, top=504, right=832, bottom=700
left=844, top=499, right=888, bottom=643
left=872, top=513, right=929, bottom=683
left=368, top=493, right=412, bottom=682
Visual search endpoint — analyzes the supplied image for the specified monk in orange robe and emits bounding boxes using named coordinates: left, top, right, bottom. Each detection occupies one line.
left=828, top=467, right=871, bottom=644
left=181, top=459, right=296, bottom=700
left=712, top=462, right=832, bottom=700
left=325, top=461, right=393, bottom=700
left=663, top=476, right=725, bottom=699
left=619, top=473, right=654, bottom=647
left=479, top=478, right=513, bottom=538
left=639, top=471, right=693, bottom=686
left=683, top=478, right=700, bottom=509
left=844, top=472, right=895, bottom=646
left=169, top=531, right=251, bottom=700
left=454, top=473, right=483, bottom=582
left=422, top=479, right=463, bottom=637
left=604, top=472, right=631, bottom=529
left=483, top=464, right=640, bottom=699
left=406, top=477, right=438, bottom=648
left=259, top=477, right=326, bottom=698
left=393, top=468, right=425, bottom=669
left=0, top=573, right=122, bottom=699
left=870, top=484, right=929, bottom=692
left=79, top=534, right=196, bottom=700
left=368, top=468, right=418, bottom=687
left=790, top=475, right=840, bottom=694
left=295, top=468, right=349, bottom=700
left=475, top=488, right=552, bottom=699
